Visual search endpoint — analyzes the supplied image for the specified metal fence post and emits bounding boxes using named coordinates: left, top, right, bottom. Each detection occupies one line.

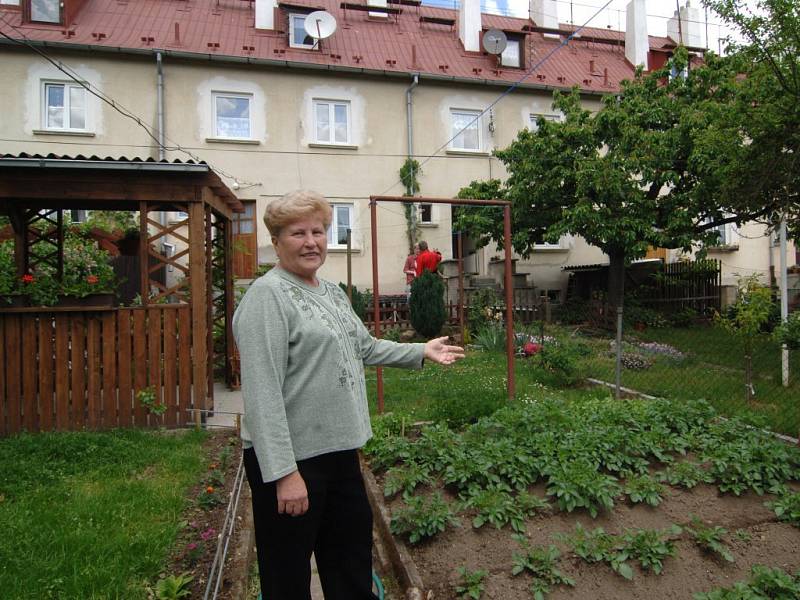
left=615, top=306, right=623, bottom=400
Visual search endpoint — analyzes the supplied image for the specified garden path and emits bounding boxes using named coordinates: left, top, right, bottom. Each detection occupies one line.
left=210, top=383, right=325, bottom=600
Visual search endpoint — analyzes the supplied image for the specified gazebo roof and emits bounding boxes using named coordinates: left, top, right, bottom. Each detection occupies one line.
left=0, top=153, right=243, bottom=216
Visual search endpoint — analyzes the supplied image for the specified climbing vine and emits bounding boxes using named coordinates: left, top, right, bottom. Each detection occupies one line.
left=400, top=158, right=421, bottom=252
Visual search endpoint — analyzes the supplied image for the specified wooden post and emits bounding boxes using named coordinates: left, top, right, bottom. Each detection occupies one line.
left=503, top=205, right=515, bottom=400
left=457, top=231, right=465, bottom=344
left=139, top=202, right=150, bottom=305
left=205, top=206, right=214, bottom=408
left=370, top=200, right=384, bottom=413
left=189, top=198, right=208, bottom=414
left=224, top=218, right=235, bottom=387
left=346, top=228, right=353, bottom=303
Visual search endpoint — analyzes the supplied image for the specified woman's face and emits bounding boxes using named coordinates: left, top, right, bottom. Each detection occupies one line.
left=273, top=215, right=328, bottom=284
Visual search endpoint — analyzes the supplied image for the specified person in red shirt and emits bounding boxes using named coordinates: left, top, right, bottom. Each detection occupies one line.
left=403, top=243, right=419, bottom=297
left=415, top=240, right=442, bottom=276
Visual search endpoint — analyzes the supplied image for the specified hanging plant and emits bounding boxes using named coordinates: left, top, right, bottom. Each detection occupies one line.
left=400, top=158, right=422, bottom=252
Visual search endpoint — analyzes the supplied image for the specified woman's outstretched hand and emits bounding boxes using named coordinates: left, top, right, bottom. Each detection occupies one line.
left=423, top=336, right=465, bottom=365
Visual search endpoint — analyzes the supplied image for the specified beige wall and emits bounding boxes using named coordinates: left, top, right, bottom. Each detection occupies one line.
left=3, top=47, right=792, bottom=298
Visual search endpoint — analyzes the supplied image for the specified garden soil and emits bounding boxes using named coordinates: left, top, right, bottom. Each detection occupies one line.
left=164, top=430, right=248, bottom=600
left=384, top=479, right=800, bottom=599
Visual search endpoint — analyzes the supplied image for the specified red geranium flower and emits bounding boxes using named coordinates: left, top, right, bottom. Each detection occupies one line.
left=86, top=275, right=99, bottom=284
left=21, top=274, right=34, bottom=284
left=523, top=342, right=542, bottom=356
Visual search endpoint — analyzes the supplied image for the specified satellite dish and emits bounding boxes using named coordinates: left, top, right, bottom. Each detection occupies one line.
left=305, top=11, right=337, bottom=41
left=482, top=29, right=508, bottom=55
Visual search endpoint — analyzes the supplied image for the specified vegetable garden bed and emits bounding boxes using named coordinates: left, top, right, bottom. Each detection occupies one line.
left=364, top=394, right=800, bottom=599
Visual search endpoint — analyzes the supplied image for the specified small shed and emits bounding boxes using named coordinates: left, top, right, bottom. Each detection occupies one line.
left=0, top=154, right=243, bottom=435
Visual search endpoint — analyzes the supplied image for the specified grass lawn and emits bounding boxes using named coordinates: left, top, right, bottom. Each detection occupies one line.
left=0, top=429, right=207, bottom=599
left=579, top=324, right=800, bottom=437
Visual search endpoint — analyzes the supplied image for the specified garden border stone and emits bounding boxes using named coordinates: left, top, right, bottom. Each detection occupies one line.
left=360, top=453, right=433, bottom=600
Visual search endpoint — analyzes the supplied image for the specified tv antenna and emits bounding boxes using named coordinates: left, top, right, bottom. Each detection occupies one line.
left=482, top=29, right=508, bottom=55
left=305, top=11, right=337, bottom=50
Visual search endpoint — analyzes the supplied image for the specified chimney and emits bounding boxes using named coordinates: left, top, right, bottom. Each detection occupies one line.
left=255, top=0, right=277, bottom=30
left=667, top=1, right=703, bottom=48
left=530, top=0, right=559, bottom=38
left=625, top=0, right=649, bottom=69
left=458, top=0, right=481, bottom=52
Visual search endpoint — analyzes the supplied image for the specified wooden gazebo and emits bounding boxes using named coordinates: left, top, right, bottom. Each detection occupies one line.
left=0, top=154, right=243, bottom=435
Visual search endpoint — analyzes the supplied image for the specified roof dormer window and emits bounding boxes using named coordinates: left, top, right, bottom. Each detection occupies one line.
left=30, top=0, right=60, bottom=23
left=500, top=35, right=523, bottom=68
left=289, top=13, right=316, bottom=49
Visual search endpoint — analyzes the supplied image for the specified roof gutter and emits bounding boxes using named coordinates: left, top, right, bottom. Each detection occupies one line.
left=0, top=157, right=210, bottom=172
left=0, top=37, right=612, bottom=97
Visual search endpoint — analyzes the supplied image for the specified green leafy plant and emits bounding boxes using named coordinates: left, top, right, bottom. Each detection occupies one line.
left=657, top=461, right=711, bottom=489
left=621, top=525, right=682, bottom=575
left=714, top=275, right=775, bottom=402
left=511, top=535, right=575, bottom=600
left=0, top=240, right=16, bottom=298
left=467, top=288, right=501, bottom=331
left=559, top=523, right=633, bottom=580
left=766, top=490, right=800, bottom=527
left=455, top=566, right=487, bottom=600
left=694, top=565, right=800, bottom=599
left=409, top=270, right=447, bottom=338
left=383, top=462, right=431, bottom=500
left=623, top=473, right=665, bottom=507
left=544, top=459, right=621, bottom=518
left=471, top=323, right=506, bottom=353
left=686, top=517, right=734, bottom=563
left=390, top=493, right=459, bottom=544
left=338, top=282, right=371, bottom=320
left=773, top=311, right=800, bottom=350
left=460, top=486, right=547, bottom=533
left=197, top=485, right=224, bottom=510
left=137, top=387, right=166, bottom=425
left=154, top=572, right=193, bottom=600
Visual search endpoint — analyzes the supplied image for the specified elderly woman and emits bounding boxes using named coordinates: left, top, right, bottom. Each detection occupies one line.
left=233, top=189, right=464, bottom=600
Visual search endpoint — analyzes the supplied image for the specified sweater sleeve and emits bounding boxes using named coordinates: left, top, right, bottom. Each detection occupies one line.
left=334, top=287, right=424, bottom=368
left=232, top=282, right=298, bottom=483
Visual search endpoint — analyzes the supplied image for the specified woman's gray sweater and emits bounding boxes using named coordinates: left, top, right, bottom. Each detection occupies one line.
left=232, top=267, right=425, bottom=483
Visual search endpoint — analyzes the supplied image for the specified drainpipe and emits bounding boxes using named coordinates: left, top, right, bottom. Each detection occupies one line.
left=405, top=73, right=419, bottom=242
left=156, top=52, right=165, bottom=161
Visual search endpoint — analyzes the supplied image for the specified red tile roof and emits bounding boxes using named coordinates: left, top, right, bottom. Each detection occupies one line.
left=0, top=0, right=680, bottom=93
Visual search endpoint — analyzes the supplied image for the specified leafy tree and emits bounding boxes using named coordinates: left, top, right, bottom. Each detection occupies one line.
left=703, top=0, right=800, bottom=238
left=409, top=270, right=446, bottom=338
left=714, top=275, right=774, bottom=403
left=456, top=50, right=782, bottom=310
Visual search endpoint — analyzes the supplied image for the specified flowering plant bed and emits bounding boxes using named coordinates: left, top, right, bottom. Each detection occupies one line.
left=364, top=393, right=800, bottom=599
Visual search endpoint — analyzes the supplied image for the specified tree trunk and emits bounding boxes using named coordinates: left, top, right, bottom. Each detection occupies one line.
left=607, top=249, right=626, bottom=328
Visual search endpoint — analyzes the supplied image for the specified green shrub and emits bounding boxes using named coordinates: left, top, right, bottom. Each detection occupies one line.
left=773, top=312, right=800, bottom=350
left=467, top=288, right=500, bottom=331
left=472, top=323, right=506, bottom=352
left=409, top=270, right=446, bottom=338
left=555, top=297, right=590, bottom=324
left=338, top=282, right=372, bottom=320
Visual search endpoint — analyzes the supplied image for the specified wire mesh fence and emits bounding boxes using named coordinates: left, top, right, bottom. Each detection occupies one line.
left=543, top=300, right=800, bottom=440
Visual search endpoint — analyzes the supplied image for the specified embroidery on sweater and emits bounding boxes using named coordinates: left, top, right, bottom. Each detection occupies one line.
left=279, top=279, right=357, bottom=390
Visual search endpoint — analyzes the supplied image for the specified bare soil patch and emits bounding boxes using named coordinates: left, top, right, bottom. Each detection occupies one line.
left=162, top=430, right=249, bottom=600
left=380, top=480, right=800, bottom=599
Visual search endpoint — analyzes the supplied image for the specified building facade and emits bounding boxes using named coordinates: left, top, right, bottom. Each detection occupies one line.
left=0, top=0, right=793, bottom=296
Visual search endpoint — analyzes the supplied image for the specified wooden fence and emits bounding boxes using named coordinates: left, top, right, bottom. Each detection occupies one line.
left=0, top=304, right=200, bottom=436
left=637, top=259, right=722, bottom=314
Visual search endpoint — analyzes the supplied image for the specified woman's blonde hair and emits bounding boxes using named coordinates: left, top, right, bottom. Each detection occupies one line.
left=263, top=189, right=332, bottom=236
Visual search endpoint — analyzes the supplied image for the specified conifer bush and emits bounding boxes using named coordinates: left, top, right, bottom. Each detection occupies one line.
left=409, top=270, right=446, bottom=338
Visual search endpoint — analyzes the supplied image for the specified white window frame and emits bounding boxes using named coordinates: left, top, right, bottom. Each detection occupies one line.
left=42, top=81, right=88, bottom=131
left=705, top=215, right=739, bottom=249
left=449, top=109, right=482, bottom=152
left=417, top=203, right=434, bottom=225
left=313, top=99, right=351, bottom=146
left=289, top=13, right=316, bottom=49
left=533, top=234, right=568, bottom=250
left=212, top=92, right=253, bottom=140
left=529, top=113, right=561, bottom=131
left=500, top=38, right=521, bottom=68
left=327, top=203, right=354, bottom=249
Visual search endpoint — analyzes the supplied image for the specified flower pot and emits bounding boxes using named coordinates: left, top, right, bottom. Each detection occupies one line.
left=54, top=293, right=116, bottom=308
left=0, top=294, right=26, bottom=308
